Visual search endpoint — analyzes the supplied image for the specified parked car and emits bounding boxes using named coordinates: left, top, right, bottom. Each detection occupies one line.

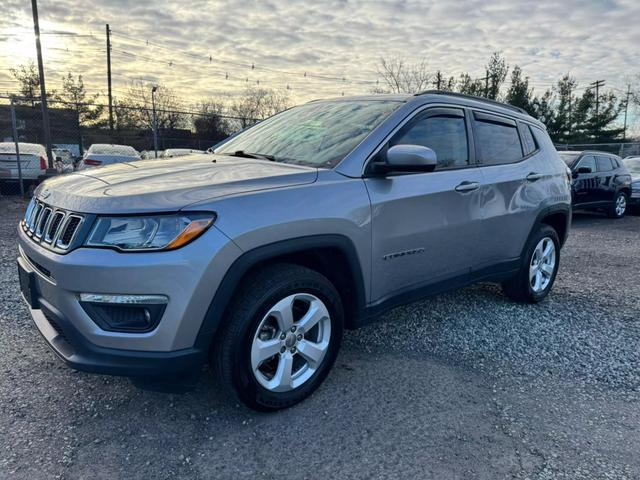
left=78, top=144, right=141, bottom=169
left=0, top=142, right=49, bottom=191
left=140, top=150, right=165, bottom=160
left=17, top=92, right=571, bottom=411
left=559, top=150, right=632, bottom=218
left=162, top=148, right=205, bottom=158
left=623, top=156, right=640, bottom=212
left=52, top=148, right=75, bottom=173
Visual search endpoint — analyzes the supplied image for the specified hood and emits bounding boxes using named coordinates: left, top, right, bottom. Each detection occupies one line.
left=37, top=154, right=318, bottom=214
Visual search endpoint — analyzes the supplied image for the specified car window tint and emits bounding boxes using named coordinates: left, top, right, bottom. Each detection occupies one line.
left=576, top=155, right=596, bottom=173
left=596, top=156, right=613, bottom=172
left=390, top=114, right=469, bottom=168
left=520, top=124, right=537, bottom=155
left=475, top=119, right=523, bottom=165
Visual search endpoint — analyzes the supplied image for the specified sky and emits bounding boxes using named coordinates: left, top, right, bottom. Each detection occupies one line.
left=0, top=0, right=639, bottom=113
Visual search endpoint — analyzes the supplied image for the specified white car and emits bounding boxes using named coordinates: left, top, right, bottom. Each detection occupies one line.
left=0, top=142, right=49, bottom=189
left=161, top=148, right=205, bottom=158
left=79, top=144, right=141, bottom=169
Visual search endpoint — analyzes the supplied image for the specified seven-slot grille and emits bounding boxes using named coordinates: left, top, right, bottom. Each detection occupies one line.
left=22, top=199, right=84, bottom=251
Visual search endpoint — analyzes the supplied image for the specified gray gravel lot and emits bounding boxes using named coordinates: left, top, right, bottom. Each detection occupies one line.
left=1, top=197, right=639, bottom=479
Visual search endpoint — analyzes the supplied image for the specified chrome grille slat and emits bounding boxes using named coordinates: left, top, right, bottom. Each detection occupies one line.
left=35, top=207, right=52, bottom=238
left=56, top=215, right=83, bottom=250
left=22, top=201, right=84, bottom=252
left=45, top=211, right=65, bottom=244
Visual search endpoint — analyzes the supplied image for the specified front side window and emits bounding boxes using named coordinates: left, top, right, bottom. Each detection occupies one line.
left=215, top=100, right=401, bottom=168
left=596, top=156, right=613, bottom=172
left=576, top=155, right=596, bottom=173
left=474, top=117, right=523, bottom=165
left=389, top=112, right=469, bottom=169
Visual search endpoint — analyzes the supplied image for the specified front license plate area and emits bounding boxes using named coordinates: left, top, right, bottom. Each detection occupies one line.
left=18, top=259, right=39, bottom=309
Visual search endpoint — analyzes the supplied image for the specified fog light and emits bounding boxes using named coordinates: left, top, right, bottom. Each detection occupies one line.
left=79, top=293, right=168, bottom=332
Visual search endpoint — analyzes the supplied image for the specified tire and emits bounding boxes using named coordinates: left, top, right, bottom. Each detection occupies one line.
left=607, top=191, right=627, bottom=218
left=502, top=225, right=560, bottom=303
left=213, top=263, right=344, bottom=411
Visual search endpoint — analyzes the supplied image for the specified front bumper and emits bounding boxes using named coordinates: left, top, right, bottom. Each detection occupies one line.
left=17, top=220, right=243, bottom=376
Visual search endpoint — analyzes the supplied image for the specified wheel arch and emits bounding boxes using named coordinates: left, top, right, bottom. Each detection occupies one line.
left=194, top=235, right=367, bottom=353
left=533, top=205, right=571, bottom=248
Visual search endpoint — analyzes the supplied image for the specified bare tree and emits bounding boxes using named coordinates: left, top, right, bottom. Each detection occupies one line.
left=229, top=87, right=290, bottom=128
left=193, top=100, right=229, bottom=143
left=376, top=57, right=431, bottom=94
left=114, top=82, right=187, bottom=130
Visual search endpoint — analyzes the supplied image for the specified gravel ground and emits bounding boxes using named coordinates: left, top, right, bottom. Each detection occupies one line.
left=1, top=197, right=639, bottom=479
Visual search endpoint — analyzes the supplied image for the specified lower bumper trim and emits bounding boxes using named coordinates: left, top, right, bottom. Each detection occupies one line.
left=29, top=297, right=206, bottom=378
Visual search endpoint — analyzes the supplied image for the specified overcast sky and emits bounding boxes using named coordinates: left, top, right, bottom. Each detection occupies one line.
left=0, top=0, right=638, bottom=107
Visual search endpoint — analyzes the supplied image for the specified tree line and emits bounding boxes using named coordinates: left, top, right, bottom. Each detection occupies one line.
left=375, top=52, right=637, bottom=143
left=9, top=54, right=640, bottom=144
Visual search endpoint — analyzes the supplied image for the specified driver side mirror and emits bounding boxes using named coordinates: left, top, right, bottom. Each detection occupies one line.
left=375, top=144, right=438, bottom=174
left=575, top=167, right=592, bottom=175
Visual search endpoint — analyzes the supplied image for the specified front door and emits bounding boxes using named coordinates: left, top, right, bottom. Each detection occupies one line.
left=364, top=106, right=484, bottom=304
left=572, top=155, right=599, bottom=206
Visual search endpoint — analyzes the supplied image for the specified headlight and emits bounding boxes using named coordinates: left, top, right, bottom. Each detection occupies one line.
left=86, top=213, right=215, bottom=251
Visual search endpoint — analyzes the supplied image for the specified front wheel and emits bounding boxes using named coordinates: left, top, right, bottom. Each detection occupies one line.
left=608, top=192, right=627, bottom=218
left=502, top=225, right=560, bottom=303
left=214, top=263, right=344, bottom=411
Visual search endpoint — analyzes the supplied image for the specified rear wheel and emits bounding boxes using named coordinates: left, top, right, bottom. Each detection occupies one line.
left=214, top=263, right=343, bottom=411
left=608, top=191, right=627, bottom=218
left=502, top=225, right=560, bottom=303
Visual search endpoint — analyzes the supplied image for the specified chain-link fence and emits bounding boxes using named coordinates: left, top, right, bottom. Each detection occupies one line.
left=0, top=94, right=257, bottom=196
left=555, top=142, right=640, bottom=157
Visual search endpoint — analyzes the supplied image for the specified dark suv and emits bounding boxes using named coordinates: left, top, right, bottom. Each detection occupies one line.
left=559, top=150, right=632, bottom=218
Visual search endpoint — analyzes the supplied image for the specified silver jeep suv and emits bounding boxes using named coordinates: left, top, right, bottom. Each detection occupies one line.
left=17, top=92, right=571, bottom=411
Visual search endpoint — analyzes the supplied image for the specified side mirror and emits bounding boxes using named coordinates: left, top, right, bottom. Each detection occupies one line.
left=381, top=144, right=438, bottom=173
left=576, top=167, right=592, bottom=175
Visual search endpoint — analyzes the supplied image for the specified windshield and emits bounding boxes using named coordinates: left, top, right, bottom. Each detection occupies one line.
left=558, top=152, right=580, bottom=166
left=215, top=100, right=401, bottom=167
left=624, top=158, right=640, bottom=173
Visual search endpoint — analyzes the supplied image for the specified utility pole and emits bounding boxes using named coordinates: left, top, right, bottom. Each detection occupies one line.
left=588, top=79, right=605, bottom=138
left=106, top=24, right=114, bottom=132
left=31, top=0, right=54, bottom=170
left=435, top=71, right=442, bottom=90
left=623, top=84, right=631, bottom=141
left=151, top=86, right=158, bottom=158
left=10, top=96, right=25, bottom=197
left=590, top=79, right=605, bottom=119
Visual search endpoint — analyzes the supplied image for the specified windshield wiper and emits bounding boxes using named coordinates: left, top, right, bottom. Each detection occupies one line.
left=227, top=150, right=276, bottom=162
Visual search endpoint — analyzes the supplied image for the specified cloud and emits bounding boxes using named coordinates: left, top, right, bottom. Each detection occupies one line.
left=0, top=0, right=638, bottom=103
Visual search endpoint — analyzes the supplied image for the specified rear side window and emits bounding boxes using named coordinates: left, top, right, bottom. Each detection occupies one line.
left=596, top=156, right=613, bottom=172
left=520, top=124, right=538, bottom=155
left=390, top=111, right=469, bottom=169
left=474, top=113, right=523, bottom=165
left=576, top=155, right=596, bottom=173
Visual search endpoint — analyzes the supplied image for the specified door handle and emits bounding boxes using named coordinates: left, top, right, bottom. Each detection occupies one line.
left=455, top=181, right=480, bottom=192
left=526, top=172, right=544, bottom=182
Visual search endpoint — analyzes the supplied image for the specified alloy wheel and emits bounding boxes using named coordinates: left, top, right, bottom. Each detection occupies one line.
left=250, top=293, right=331, bottom=392
left=616, top=195, right=627, bottom=217
left=529, top=237, right=556, bottom=293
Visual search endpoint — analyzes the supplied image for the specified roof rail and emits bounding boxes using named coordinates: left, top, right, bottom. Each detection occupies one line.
left=414, top=90, right=528, bottom=115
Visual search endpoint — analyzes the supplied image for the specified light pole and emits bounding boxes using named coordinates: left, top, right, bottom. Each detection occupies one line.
left=151, top=86, right=158, bottom=158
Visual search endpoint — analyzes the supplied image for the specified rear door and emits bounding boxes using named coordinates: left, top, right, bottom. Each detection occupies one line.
left=595, top=155, right=616, bottom=203
left=364, top=106, right=484, bottom=303
left=572, top=155, right=599, bottom=205
left=472, top=113, right=543, bottom=270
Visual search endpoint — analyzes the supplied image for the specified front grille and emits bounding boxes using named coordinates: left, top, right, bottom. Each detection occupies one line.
left=22, top=199, right=84, bottom=252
